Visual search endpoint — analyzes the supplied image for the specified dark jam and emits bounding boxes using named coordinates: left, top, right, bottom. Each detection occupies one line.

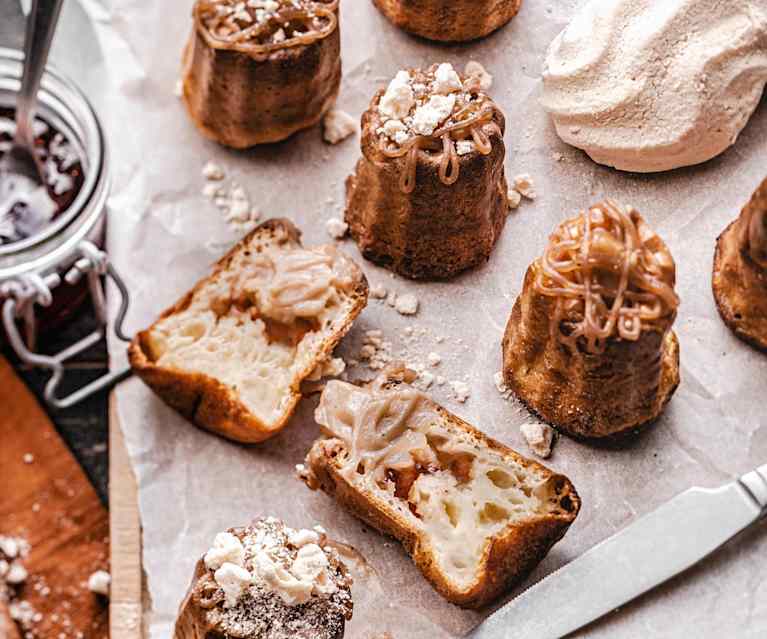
left=0, top=106, right=85, bottom=246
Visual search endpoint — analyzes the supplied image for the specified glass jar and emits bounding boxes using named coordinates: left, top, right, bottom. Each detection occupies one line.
left=0, top=47, right=131, bottom=408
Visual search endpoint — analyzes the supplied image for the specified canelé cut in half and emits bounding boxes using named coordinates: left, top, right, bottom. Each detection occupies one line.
left=128, top=219, right=368, bottom=444
left=182, top=0, right=341, bottom=147
left=502, top=200, right=681, bottom=440
left=713, top=177, right=767, bottom=352
left=174, top=518, right=353, bottom=639
left=345, top=63, right=508, bottom=279
left=371, top=0, right=523, bottom=42
left=302, top=364, right=580, bottom=608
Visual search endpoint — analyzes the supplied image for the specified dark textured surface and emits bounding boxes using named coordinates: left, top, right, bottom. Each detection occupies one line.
left=1, top=3, right=110, bottom=505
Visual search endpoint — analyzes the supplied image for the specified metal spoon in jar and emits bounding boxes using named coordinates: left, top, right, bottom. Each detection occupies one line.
left=0, top=0, right=64, bottom=244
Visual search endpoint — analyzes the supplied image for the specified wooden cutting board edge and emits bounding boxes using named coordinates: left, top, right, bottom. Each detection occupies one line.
left=109, top=393, right=144, bottom=639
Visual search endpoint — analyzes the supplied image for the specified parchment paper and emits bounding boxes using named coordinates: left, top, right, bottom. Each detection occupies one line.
left=66, top=0, right=767, bottom=636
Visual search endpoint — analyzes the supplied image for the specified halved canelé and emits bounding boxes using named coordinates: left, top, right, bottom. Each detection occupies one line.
left=502, top=200, right=681, bottom=439
left=345, top=63, right=508, bottom=280
left=713, top=177, right=767, bottom=352
left=182, top=0, right=341, bottom=148
left=371, top=0, right=523, bottom=42
left=302, top=364, right=580, bottom=608
left=128, top=219, right=368, bottom=444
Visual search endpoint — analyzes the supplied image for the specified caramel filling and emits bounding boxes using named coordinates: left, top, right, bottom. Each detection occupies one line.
left=315, top=367, right=573, bottom=589
left=196, top=0, right=338, bottom=53
left=535, top=200, right=679, bottom=354
left=144, top=239, right=357, bottom=426
left=738, top=178, right=767, bottom=269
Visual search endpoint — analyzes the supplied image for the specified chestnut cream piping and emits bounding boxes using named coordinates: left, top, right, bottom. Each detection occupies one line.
left=534, top=200, right=679, bottom=354
left=379, top=102, right=499, bottom=194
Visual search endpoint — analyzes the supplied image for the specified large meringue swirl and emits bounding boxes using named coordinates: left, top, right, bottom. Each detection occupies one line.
left=541, top=0, right=767, bottom=173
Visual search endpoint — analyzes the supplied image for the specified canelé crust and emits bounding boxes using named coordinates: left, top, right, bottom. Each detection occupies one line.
left=371, top=0, right=523, bottom=42
left=181, top=2, right=341, bottom=148
left=345, top=91, right=508, bottom=280
left=502, top=264, right=680, bottom=440
left=712, top=179, right=767, bottom=352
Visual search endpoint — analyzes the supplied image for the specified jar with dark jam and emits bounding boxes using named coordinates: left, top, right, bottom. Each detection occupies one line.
left=0, top=47, right=133, bottom=407
left=0, top=106, right=86, bottom=246
left=0, top=46, right=111, bottom=338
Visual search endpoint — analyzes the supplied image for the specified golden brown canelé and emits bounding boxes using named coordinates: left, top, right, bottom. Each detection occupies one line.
left=175, top=518, right=353, bottom=639
left=713, top=177, right=767, bottom=352
left=345, top=64, right=508, bottom=280
left=182, top=0, right=341, bottom=148
left=371, top=0, right=523, bottom=42
left=502, top=201, right=681, bottom=440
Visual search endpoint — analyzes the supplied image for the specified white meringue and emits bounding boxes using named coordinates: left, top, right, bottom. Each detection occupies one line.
left=541, top=0, right=767, bottom=173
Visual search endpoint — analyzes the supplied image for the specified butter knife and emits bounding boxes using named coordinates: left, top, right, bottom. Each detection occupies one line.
left=468, top=464, right=767, bottom=639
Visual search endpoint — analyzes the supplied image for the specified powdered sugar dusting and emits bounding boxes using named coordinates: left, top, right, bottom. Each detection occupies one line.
left=189, top=518, right=353, bottom=638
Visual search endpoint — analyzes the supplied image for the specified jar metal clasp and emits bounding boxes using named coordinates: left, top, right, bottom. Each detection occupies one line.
left=1, top=240, right=132, bottom=408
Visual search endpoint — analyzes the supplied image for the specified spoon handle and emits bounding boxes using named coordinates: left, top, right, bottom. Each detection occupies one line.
left=15, top=0, right=65, bottom=145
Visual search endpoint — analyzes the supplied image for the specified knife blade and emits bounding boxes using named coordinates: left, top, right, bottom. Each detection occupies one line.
left=467, top=464, right=767, bottom=639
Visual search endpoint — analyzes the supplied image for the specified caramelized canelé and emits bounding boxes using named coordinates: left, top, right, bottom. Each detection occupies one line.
left=371, top=0, right=523, bottom=43
left=713, top=177, right=767, bottom=352
left=345, top=63, right=508, bottom=279
left=182, top=0, right=341, bottom=147
left=503, top=200, right=681, bottom=439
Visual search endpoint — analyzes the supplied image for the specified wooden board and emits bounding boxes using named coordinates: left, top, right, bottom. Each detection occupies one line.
left=109, top=395, right=144, bottom=639
left=0, top=355, right=109, bottom=639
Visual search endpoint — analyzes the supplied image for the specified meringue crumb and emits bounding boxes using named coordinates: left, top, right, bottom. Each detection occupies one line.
left=8, top=600, right=38, bottom=627
left=369, top=284, right=388, bottom=299
left=5, top=562, right=28, bottom=585
left=427, top=352, right=441, bottom=367
left=520, top=423, right=554, bottom=459
left=464, top=61, right=493, bottom=91
left=394, top=294, right=419, bottom=316
left=202, top=183, right=221, bottom=199
left=0, top=536, right=22, bottom=559
left=202, top=161, right=225, bottom=181
left=22, top=453, right=34, bottom=464
left=87, top=570, right=111, bottom=597
left=508, top=189, right=522, bottom=209
left=451, top=381, right=470, bottom=403
left=323, top=109, right=357, bottom=144
left=514, top=174, right=537, bottom=200
left=456, top=140, right=474, bottom=156
left=325, top=217, right=349, bottom=239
